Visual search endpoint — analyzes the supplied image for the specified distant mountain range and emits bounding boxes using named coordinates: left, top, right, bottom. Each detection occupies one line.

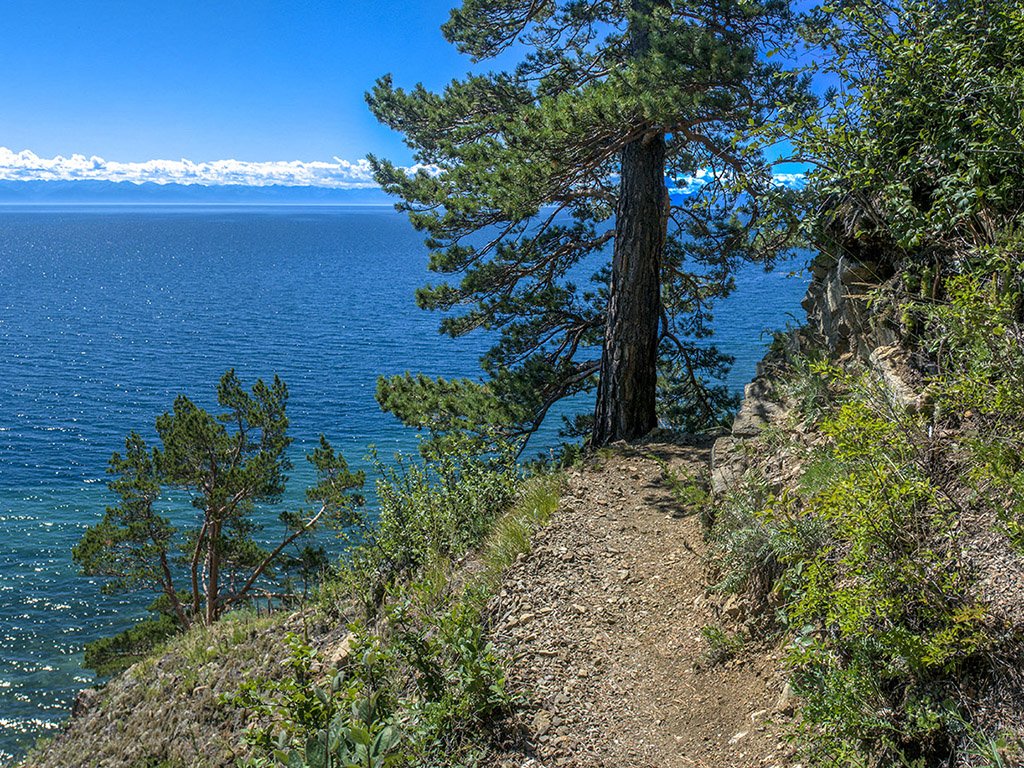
left=0, top=180, right=394, bottom=205
left=0, top=176, right=804, bottom=207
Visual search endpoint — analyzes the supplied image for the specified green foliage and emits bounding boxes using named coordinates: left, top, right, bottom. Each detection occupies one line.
left=923, top=272, right=1024, bottom=551
left=699, top=624, right=745, bottom=665
left=83, top=605, right=179, bottom=677
left=961, top=726, right=1022, bottom=768
left=782, top=2, right=1024, bottom=760
left=787, top=403, right=984, bottom=664
left=780, top=353, right=839, bottom=427
left=705, top=476, right=818, bottom=609
left=74, top=371, right=364, bottom=673
left=655, top=459, right=708, bottom=516
left=382, top=588, right=515, bottom=763
left=800, top=0, right=1024, bottom=269
left=479, top=472, right=562, bottom=581
left=336, top=448, right=520, bottom=619
left=369, top=0, right=810, bottom=447
left=711, top=350, right=1013, bottom=763
left=792, top=447, right=840, bottom=500
left=375, top=451, right=517, bottom=573
left=927, top=270, right=1024, bottom=417
left=771, top=371, right=989, bottom=764
left=237, top=459, right=561, bottom=768
left=231, top=634, right=401, bottom=768
left=374, top=374, right=513, bottom=460
left=345, top=473, right=560, bottom=764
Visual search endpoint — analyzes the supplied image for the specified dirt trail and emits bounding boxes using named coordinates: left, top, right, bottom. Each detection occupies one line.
left=488, top=440, right=798, bottom=768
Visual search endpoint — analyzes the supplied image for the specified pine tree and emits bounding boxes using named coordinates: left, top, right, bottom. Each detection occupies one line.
left=368, top=0, right=806, bottom=450
left=74, top=371, right=363, bottom=670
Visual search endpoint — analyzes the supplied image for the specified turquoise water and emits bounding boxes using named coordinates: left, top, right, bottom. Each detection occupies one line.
left=0, top=205, right=807, bottom=760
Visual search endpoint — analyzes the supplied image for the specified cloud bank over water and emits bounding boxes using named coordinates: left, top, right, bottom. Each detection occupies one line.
left=0, top=147, right=804, bottom=190
left=0, top=147, right=440, bottom=188
left=667, top=168, right=806, bottom=194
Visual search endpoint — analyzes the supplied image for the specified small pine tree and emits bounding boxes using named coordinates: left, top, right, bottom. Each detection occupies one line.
left=74, top=370, right=364, bottom=670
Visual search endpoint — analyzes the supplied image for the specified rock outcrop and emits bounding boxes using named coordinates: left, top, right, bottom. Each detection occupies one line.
left=713, top=252, right=906, bottom=498
left=801, top=252, right=896, bottom=360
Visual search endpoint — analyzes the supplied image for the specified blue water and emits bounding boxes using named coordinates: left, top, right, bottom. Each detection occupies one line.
left=0, top=205, right=807, bottom=761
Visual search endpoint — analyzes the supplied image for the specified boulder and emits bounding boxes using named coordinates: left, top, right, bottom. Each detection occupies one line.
left=869, top=345, right=931, bottom=414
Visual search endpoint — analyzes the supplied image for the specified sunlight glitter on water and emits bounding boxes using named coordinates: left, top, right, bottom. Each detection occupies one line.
left=0, top=206, right=808, bottom=761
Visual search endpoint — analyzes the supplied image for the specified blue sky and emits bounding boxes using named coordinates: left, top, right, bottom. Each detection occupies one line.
left=0, top=0, right=467, bottom=167
left=0, top=1, right=814, bottom=188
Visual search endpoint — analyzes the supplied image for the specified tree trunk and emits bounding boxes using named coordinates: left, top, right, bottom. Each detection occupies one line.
left=592, top=134, right=667, bottom=446
left=205, top=520, right=220, bottom=625
left=592, top=0, right=669, bottom=447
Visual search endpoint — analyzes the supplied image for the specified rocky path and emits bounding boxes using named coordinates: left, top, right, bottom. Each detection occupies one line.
left=488, top=440, right=797, bottom=768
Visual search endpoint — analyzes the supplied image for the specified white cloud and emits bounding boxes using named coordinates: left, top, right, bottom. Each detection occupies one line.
left=667, top=169, right=806, bottom=195
left=0, top=147, right=801, bottom=191
left=0, top=147, right=438, bottom=188
left=667, top=168, right=715, bottom=194
left=772, top=172, right=806, bottom=190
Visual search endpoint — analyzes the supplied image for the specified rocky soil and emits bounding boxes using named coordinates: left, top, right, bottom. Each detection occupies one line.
left=486, top=439, right=798, bottom=768
left=19, top=608, right=354, bottom=768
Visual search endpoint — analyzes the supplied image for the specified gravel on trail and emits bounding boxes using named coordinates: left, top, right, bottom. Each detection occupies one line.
left=486, top=440, right=799, bottom=768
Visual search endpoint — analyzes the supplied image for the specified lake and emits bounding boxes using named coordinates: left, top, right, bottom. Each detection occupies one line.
left=0, top=205, right=807, bottom=761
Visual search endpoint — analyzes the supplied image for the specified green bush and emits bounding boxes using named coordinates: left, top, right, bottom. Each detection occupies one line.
left=706, top=476, right=783, bottom=599
left=83, top=607, right=179, bottom=677
left=771, top=371, right=990, bottom=765
left=479, top=472, right=562, bottom=583
left=384, top=592, right=514, bottom=764
left=230, top=633, right=400, bottom=768
left=706, top=475, right=826, bottom=618
left=335, top=449, right=520, bottom=619
left=777, top=343, right=838, bottom=427
left=236, top=452, right=561, bottom=768
left=925, top=272, right=1024, bottom=552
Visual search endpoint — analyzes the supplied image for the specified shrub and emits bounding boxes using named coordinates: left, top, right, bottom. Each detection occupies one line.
left=924, top=272, right=1024, bottom=553
left=384, top=593, right=514, bottom=764
left=335, top=449, right=520, bottom=619
left=654, top=457, right=709, bottom=516
left=229, top=633, right=400, bottom=768
left=773, top=372, right=990, bottom=765
left=777, top=343, right=838, bottom=427
left=699, top=625, right=745, bottom=665
left=479, top=472, right=562, bottom=583
left=237, top=453, right=561, bottom=768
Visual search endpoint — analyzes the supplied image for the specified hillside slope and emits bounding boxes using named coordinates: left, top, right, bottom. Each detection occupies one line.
left=22, top=250, right=1024, bottom=768
left=22, top=440, right=801, bottom=768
